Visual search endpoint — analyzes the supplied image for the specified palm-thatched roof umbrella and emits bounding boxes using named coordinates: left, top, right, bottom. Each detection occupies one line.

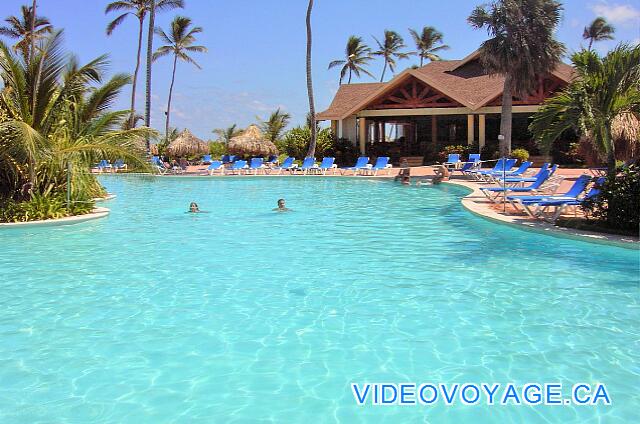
left=228, top=124, right=278, bottom=156
left=166, top=129, right=209, bottom=157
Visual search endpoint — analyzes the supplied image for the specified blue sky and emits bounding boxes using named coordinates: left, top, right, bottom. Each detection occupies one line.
left=1, top=0, right=639, bottom=140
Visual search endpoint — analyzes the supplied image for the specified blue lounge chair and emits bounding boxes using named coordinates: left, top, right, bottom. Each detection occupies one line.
left=271, top=156, right=296, bottom=175
left=341, top=156, right=369, bottom=175
left=480, top=168, right=551, bottom=202
left=97, top=159, right=112, bottom=173
left=266, top=155, right=278, bottom=165
left=361, top=156, right=391, bottom=176
left=476, top=158, right=518, bottom=181
left=228, top=160, right=247, bottom=175
left=294, top=157, right=316, bottom=175
left=113, top=159, right=127, bottom=172
left=500, top=164, right=555, bottom=185
left=206, top=161, right=223, bottom=175
left=507, top=174, right=593, bottom=216
left=443, top=153, right=461, bottom=171
left=310, top=157, right=335, bottom=175
left=468, top=158, right=508, bottom=179
left=529, top=177, right=605, bottom=222
left=246, top=157, right=264, bottom=175
left=202, top=154, right=212, bottom=164
left=468, top=153, right=481, bottom=163
left=488, top=161, right=533, bottom=182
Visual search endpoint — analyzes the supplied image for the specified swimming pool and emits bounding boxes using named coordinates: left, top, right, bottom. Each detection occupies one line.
left=0, top=176, right=638, bottom=423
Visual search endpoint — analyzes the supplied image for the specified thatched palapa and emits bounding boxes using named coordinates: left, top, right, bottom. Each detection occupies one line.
left=166, top=129, right=209, bottom=157
left=228, top=125, right=278, bottom=156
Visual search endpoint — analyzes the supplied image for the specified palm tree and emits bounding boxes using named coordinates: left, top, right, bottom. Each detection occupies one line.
left=260, top=108, right=291, bottom=143
left=372, top=30, right=411, bottom=82
left=468, top=0, right=565, bottom=155
left=212, top=125, right=242, bottom=143
left=153, top=16, right=207, bottom=139
left=531, top=44, right=640, bottom=175
left=408, top=26, right=449, bottom=66
left=0, top=5, right=52, bottom=61
left=328, top=36, right=374, bottom=85
left=0, top=31, right=153, bottom=200
left=144, top=0, right=155, bottom=149
left=305, top=0, right=316, bottom=158
left=583, top=17, right=615, bottom=51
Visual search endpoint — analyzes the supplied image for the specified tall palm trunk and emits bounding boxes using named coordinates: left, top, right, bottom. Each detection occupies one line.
left=588, top=38, right=593, bottom=51
left=499, top=72, right=513, bottom=156
left=348, top=68, right=352, bottom=84
left=144, top=0, right=155, bottom=150
left=165, top=54, right=178, bottom=138
left=380, top=61, right=387, bottom=82
left=30, top=0, right=36, bottom=63
left=305, top=0, right=316, bottom=158
left=604, top=122, right=616, bottom=176
left=420, top=56, right=424, bottom=67
left=129, top=16, right=144, bottom=128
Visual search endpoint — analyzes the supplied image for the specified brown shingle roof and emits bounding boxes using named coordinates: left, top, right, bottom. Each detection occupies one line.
left=317, top=52, right=575, bottom=120
left=316, top=82, right=385, bottom=120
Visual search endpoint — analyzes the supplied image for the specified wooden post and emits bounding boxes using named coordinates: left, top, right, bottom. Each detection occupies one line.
left=478, top=114, right=486, bottom=149
left=431, top=115, right=437, bottom=144
left=467, top=114, right=475, bottom=145
left=331, top=120, right=337, bottom=136
left=358, top=118, right=366, bottom=155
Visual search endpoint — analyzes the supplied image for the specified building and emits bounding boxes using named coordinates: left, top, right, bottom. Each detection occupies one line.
left=316, top=50, right=574, bottom=164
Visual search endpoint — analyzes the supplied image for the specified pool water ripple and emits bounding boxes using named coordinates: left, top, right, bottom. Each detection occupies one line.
left=0, top=176, right=638, bottom=423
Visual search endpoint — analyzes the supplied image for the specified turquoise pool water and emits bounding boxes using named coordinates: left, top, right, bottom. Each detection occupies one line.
left=0, top=175, right=638, bottom=423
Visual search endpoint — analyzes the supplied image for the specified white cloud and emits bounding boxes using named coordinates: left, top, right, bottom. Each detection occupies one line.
left=590, top=3, right=640, bottom=24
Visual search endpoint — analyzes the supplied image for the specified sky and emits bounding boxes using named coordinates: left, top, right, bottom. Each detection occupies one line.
left=1, top=0, right=639, bottom=140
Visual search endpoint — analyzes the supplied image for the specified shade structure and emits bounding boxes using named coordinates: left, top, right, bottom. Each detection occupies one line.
left=166, top=129, right=209, bottom=157
left=228, top=125, right=278, bottom=156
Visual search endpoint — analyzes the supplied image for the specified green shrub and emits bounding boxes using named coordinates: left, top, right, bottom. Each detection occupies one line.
left=209, top=141, right=228, bottom=158
left=583, top=165, right=640, bottom=232
left=511, top=148, right=530, bottom=163
left=438, top=145, right=469, bottom=162
left=277, top=127, right=334, bottom=159
left=0, top=186, right=94, bottom=223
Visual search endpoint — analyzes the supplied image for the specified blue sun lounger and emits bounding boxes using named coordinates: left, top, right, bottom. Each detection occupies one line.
left=113, top=159, right=127, bottom=172
left=476, top=158, right=518, bottom=181
left=507, top=174, right=593, bottom=216
left=468, top=158, right=509, bottom=180
left=271, top=156, right=296, bottom=174
left=499, top=164, right=555, bottom=185
left=295, top=157, right=316, bottom=174
left=228, top=160, right=247, bottom=175
left=443, top=153, right=461, bottom=171
left=310, top=157, right=335, bottom=175
left=361, top=156, right=391, bottom=176
left=341, top=156, right=369, bottom=175
left=480, top=168, right=551, bottom=202
left=202, top=154, right=212, bottom=164
left=206, top=161, right=223, bottom=175
left=246, top=157, right=264, bottom=175
left=527, top=177, right=605, bottom=222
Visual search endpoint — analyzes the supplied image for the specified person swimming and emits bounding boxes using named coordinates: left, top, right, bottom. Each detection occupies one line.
left=189, top=202, right=200, bottom=213
left=273, top=198, right=291, bottom=212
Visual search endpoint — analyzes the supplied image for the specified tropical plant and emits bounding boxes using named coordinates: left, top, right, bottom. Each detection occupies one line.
left=259, top=108, right=291, bottom=144
left=372, top=30, right=411, bottom=82
left=408, top=26, right=449, bottom=66
left=510, top=148, right=530, bottom=163
left=0, top=31, right=153, bottom=218
left=583, top=17, right=615, bottom=51
left=277, top=126, right=333, bottom=159
left=530, top=44, right=640, bottom=175
left=328, top=35, right=374, bottom=85
left=208, top=141, right=227, bottom=157
left=153, top=16, right=207, bottom=138
left=212, top=124, right=242, bottom=143
left=583, top=164, right=640, bottom=232
left=305, top=0, right=317, bottom=158
left=0, top=4, right=52, bottom=61
left=468, top=0, right=565, bottom=155
left=105, top=0, right=184, bottom=128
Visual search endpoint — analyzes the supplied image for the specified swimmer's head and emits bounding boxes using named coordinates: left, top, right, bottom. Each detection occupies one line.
left=277, top=198, right=285, bottom=209
left=189, top=202, right=199, bottom=212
